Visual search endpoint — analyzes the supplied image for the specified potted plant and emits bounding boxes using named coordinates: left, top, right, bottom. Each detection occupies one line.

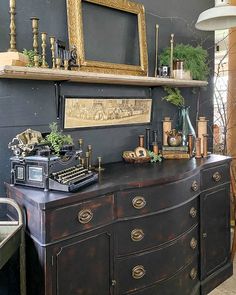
left=43, top=122, right=74, bottom=155
left=159, top=44, right=209, bottom=81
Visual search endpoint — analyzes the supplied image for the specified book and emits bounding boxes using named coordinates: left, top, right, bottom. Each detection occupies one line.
left=162, top=150, right=188, bottom=155
left=162, top=146, right=189, bottom=152
left=163, top=153, right=190, bottom=159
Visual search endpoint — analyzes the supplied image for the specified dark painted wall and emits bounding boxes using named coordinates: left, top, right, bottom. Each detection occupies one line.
left=0, top=0, right=214, bottom=199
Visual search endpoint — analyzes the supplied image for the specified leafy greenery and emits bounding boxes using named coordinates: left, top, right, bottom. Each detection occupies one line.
left=162, top=87, right=185, bottom=107
left=22, top=49, right=46, bottom=67
left=148, top=151, right=162, bottom=163
left=44, top=122, right=73, bottom=155
left=159, top=44, right=209, bottom=80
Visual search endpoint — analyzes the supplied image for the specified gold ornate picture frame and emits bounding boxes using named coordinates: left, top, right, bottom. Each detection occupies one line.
left=66, top=0, right=148, bottom=76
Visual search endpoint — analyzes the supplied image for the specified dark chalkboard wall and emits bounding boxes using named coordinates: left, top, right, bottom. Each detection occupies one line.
left=0, top=0, right=214, bottom=199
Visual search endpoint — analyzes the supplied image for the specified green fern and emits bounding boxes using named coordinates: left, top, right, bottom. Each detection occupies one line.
left=159, top=44, right=209, bottom=80
left=22, top=49, right=47, bottom=67
left=162, top=87, right=185, bottom=107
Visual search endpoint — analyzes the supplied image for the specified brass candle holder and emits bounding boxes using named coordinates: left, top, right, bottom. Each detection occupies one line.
left=95, top=156, right=105, bottom=172
left=56, top=57, right=61, bottom=70
left=8, top=0, right=17, bottom=52
left=0, top=0, right=29, bottom=66
left=31, top=17, right=39, bottom=54
left=49, top=36, right=56, bottom=69
left=64, top=59, right=69, bottom=70
left=41, top=32, right=48, bottom=68
left=170, top=33, right=174, bottom=78
left=87, top=145, right=93, bottom=170
left=34, top=55, right=39, bottom=67
left=154, top=24, right=159, bottom=77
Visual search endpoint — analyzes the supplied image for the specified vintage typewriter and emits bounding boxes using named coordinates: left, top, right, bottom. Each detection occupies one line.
left=9, top=129, right=98, bottom=192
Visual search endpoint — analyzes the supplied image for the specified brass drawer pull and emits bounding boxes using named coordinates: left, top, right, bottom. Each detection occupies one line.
left=190, top=237, right=198, bottom=250
left=132, top=196, right=146, bottom=210
left=191, top=180, right=199, bottom=192
left=212, top=171, right=221, bottom=182
left=131, top=229, right=145, bottom=242
left=190, top=268, right=197, bottom=280
left=132, top=265, right=146, bottom=279
left=78, top=209, right=93, bottom=224
left=189, top=207, right=197, bottom=218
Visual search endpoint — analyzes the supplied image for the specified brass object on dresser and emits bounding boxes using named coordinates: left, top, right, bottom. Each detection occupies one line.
left=66, top=0, right=148, bottom=76
left=5, top=155, right=232, bottom=295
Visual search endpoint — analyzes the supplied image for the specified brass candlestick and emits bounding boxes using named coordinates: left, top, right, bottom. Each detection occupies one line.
left=96, top=156, right=105, bottom=172
left=154, top=24, right=159, bottom=77
left=64, top=59, right=69, bottom=70
left=85, top=152, right=90, bottom=171
left=31, top=17, right=39, bottom=54
left=34, top=55, right=39, bottom=67
left=41, top=32, right=48, bottom=68
left=49, top=36, right=56, bottom=69
left=170, top=33, right=174, bottom=78
left=56, top=57, right=61, bottom=70
left=87, top=145, right=93, bottom=170
left=8, top=0, right=17, bottom=52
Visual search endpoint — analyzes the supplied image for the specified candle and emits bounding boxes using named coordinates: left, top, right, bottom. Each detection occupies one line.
left=154, top=24, right=159, bottom=77
left=197, top=117, right=208, bottom=154
left=162, top=117, right=172, bottom=146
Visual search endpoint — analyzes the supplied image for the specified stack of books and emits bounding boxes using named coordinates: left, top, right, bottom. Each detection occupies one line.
left=162, top=146, right=190, bottom=159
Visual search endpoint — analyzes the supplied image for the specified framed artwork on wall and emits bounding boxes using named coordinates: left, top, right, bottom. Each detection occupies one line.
left=66, top=0, right=148, bottom=76
left=63, top=97, right=152, bottom=129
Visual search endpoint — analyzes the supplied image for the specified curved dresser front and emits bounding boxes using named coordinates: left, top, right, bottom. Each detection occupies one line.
left=5, top=154, right=233, bottom=295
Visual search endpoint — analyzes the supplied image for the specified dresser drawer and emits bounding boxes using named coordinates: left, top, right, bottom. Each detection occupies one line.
left=116, top=173, right=200, bottom=218
left=201, top=164, right=229, bottom=190
left=115, top=225, right=199, bottom=294
left=129, top=259, right=199, bottom=295
left=115, top=197, right=199, bottom=256
left=45, top=194, right=114, bottom=242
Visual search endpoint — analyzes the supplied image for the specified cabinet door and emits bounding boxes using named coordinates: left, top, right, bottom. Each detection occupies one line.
left=200, top=184, right=231, bottom=279
left=52, top=232, right=112, bottom=295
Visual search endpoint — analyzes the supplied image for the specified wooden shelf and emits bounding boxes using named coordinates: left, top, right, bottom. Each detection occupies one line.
left=0, top=65, right=208, bottom=87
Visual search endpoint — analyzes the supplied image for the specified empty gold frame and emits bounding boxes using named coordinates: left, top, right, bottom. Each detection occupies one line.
left=66, top=0, right=148, bottom=76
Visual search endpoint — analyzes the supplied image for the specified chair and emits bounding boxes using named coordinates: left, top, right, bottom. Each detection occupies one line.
left=230, top=164, right=236, bottom=261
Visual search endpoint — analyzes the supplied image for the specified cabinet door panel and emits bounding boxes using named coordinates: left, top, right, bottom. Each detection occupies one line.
left=55, top=232, right=111, bottom=295
left=201, top=184, right=231, bottom=278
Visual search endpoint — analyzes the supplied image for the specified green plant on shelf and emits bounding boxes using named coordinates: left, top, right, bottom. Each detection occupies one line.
left=148, top=151, right=162, bottom=163
left=43, top=122, right=73, bottom=155
left=159, top=43, right=209, bottom=80
left=162, top=87, right=185, bottom=107
left=22, top=49, right=47, bottom=67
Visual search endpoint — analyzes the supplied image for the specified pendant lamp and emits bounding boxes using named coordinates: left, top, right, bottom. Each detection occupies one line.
left=195, top=0, right=236, bottom=31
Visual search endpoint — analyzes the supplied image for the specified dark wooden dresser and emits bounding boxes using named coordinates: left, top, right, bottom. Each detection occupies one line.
left=5, top=155, right=233, bottom=295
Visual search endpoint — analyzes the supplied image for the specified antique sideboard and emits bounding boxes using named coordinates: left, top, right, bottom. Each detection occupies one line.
left=5, top=154, right=233, bottom=295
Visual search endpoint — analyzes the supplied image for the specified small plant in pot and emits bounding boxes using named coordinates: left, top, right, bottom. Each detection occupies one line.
left=43, top=122, right=74, bottom=156
left=159, top=44, right=209, bottom=81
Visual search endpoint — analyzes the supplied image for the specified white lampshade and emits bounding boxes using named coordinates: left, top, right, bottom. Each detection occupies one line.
left=195, top=0, right=236, bottom=31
